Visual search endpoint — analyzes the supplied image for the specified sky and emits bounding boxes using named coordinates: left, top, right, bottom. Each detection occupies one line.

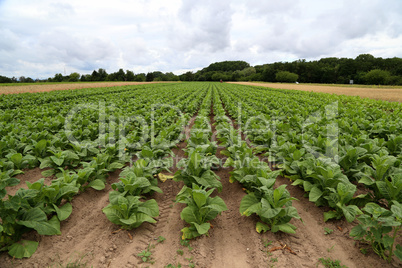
left=0, top=0, right=402, bottom=79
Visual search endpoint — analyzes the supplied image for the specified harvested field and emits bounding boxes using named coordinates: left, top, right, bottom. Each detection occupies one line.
left=230, top=82, right=402, bottom=102
left=0, top=82, right=166, bottom=95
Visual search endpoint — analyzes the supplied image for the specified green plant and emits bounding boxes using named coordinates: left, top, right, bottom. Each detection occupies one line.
left=177, top=249, right=184, bottom=256
left=240, top=185, right=301, bottom=234
left=323, top=182, right=363, bottom=223
left=270, top=257, right=278, bottom=263
left=138, top=244, right=154, bottom=263
left=157, top=236, right=166, bottom=243
left=324, top=227, right=334, bottom=235
left=176, top=184, right=227, bottom=239
left=318, top=257, right=348, bottom=268
left=102, top=193, right=159, bottom=230
left=174, top=152, right=222, bottom=191
left=350, top=201, right=402, bottom=262
left=263, top=239, right=273, bottom=247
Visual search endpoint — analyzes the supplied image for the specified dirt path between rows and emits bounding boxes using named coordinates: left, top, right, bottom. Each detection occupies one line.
left=230, top=82, right=402, bottom=102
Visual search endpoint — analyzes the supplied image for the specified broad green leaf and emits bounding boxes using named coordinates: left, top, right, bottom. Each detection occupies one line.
left=50, top=156, right=64, bottom=167
left=10, top=153, right=23, bottom=167
left=180, top=206, right=198, bottom=224
left=273, top=223, right=297, bottom=234
left=108, top=162, right=124, bottom=171
left=193, top=191, right=207, bottom=208
left=102, top=205, right=123, bottom=225
left=88, top=179, right=105, bottom=190
left=207, top=196, right=228, bottom=212
left=53, top=203, right=73, bottom=221
left=18, top=207, right=47, bottom=228
left=193, top=222, right=210, bottom=235
left=138, top=199, right=159, bottom=217
left=323, top=210, right=339, bottom=222
left=239, top=193, right=259, bottom=215
left=350, top=224, right=366, bottom=239
left=340, top=204, right=362, bottom=223
left=8, top=240, right=39, bottom=259
left=309, top=186, right=323, bottom=203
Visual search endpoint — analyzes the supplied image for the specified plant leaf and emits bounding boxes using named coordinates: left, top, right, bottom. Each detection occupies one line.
left=8, top=240, right=39, bottom=259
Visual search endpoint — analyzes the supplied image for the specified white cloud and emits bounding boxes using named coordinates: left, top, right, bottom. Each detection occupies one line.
left=0, top=0, right=401, bottom=78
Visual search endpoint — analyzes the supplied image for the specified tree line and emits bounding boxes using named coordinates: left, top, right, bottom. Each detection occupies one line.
left=1, top=54, right=402, bottom=85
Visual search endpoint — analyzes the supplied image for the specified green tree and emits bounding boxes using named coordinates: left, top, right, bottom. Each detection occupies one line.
left=364, top=69, right=390, bottom=85
left=275, top=71, right=299, bottom=83
left=68, top=72, right=80, bottom=82
left=126, top=70, right=135, bottom=81
left=146, top=72, right=154, bottom=82
left=54, top=73, right=63, bottom=82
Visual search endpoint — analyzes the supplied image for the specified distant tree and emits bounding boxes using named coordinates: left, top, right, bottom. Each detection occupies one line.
left=364, top=69, right=390, bottom=85
left=68, top=72, right=80, bottom=82
left=180, top=71, right=194, bottom=81
left=116, top=69, right=126, bottom=81
left=275, top=71, right=299, bottom=83
left=98, top=68, right=108, bottom=81
left=0, top=75, right=13, bottom=83
left=54, top=73, right=63, bottom=82
left=135, top=73, right=146, bottom=82
left=164, top=72, right=180, bottom=81
left=261, top=66, right=276, bottom=82
left=126, top=70, right=135, bottom=81
left=91, top=70, right=100, bottom=81
left=241, top=67, right=256, bottom=77
left=146, top=72, right=154, bottom=82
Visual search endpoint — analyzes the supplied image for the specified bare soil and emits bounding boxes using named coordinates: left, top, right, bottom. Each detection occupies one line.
left=230, top=82, right=402, bottom=102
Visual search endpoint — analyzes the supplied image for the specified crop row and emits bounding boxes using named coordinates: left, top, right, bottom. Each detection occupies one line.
left=217, top=83, right=402, bottom=262
left=0, top=83, right=207, bottom=258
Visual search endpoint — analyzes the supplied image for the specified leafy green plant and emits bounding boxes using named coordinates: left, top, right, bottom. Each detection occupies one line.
left=138, top=244, right=154, bottom=263
left=176, top=184, right=227, bottom=239
left=323, top=182, right=363, bottom=223
left=102, top=193, right=159, bottom=230
left=111, top=169, right=162, bottom=197
left=174, top=152, right=222, bottom=191
left=324, top=227, right=334, bottom=235
left=240, top=185, right=301, bottom=234
left=350, top=201, right=401, bottom=262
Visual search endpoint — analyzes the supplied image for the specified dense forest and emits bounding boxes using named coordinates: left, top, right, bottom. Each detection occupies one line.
left=1, top=54, right=402, bottom=85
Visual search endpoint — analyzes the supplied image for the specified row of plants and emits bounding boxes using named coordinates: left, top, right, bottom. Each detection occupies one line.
left=217, top=83, right=401, bottom=263
left=174, top=86, right=228, bottom=240
left=0, top=83, right=208, bottom=258
left=212, top=85, right=302, bottom=234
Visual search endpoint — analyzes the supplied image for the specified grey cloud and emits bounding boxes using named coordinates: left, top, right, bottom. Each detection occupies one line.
left=169, top=0, right=233, bottom=53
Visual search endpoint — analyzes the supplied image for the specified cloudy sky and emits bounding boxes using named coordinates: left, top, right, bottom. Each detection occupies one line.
left=1, top=0, right=401, bottom=79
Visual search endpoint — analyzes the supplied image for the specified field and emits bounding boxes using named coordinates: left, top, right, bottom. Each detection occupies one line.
left=0, top=82, right=158, bottom=95
left=0, top=82, right=401, bottom=268
left=231, top=82, right=402, bottom=102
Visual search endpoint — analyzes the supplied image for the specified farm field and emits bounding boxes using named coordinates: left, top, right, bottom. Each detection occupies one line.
left=0, top=82, right=162, bottom=95
left=231, top=82, right=402, bottom=102
left=0, top=82, right=401, bottom=268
